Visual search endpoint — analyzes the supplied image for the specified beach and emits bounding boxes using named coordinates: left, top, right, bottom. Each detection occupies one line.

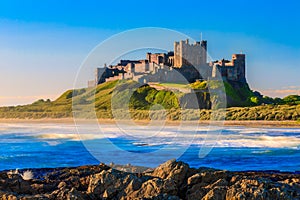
left=1, top=118, right=300, bottom=127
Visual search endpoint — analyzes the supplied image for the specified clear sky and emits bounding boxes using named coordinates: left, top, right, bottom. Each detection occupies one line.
left=0, top=0, right=300, bottom=106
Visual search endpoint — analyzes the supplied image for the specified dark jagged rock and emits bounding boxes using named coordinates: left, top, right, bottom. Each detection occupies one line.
left=0, top=160, right=299, bottom=199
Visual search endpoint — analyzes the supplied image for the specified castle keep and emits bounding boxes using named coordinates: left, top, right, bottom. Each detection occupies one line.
left=174, top=39, right=207, bottom=67
left=89, top=38, right=246, bottom=87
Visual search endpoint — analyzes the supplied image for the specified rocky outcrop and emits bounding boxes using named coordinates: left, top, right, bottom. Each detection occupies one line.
left=0, top=160, right=299, bottom=200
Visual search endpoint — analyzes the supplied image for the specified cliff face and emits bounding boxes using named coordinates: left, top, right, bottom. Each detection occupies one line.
left=224, top=81, right=255, bottom=107
left=1, top=160, right=299, bottom=200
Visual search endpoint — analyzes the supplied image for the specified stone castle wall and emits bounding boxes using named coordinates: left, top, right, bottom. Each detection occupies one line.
left=91, top=38, right=246, bottom=87
left=211, top=54, right=246, bottom=82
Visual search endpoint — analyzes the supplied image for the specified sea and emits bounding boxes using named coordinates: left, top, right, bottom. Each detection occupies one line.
left=0, top=122, right=300, bottom=172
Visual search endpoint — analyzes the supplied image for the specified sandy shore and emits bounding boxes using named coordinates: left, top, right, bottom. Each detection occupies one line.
left=0, top=118, right=300, bottom=127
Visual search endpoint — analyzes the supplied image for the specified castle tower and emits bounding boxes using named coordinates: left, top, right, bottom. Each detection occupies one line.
left=146, top=52, right=151, bottom=63
left=200, top=40, right=207, bottom=65
left=173, top=38, right=207, bottom=68
left=173, top=41, right=181, bottom=67
left=95, top=65, right=107, bottom=84
left=232, top=54, right=246, bottom=82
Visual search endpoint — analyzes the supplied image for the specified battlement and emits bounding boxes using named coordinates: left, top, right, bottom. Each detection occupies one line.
left=232, top=54, right=245, bottom=60
left=176, top=39, right=204, bottom=47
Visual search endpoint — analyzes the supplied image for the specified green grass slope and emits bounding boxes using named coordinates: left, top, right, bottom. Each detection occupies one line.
left=0, top=80, right=299, bottom=120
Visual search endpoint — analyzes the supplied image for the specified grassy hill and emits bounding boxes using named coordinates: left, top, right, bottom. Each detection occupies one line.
left=0, top=80, right=300, bottom=121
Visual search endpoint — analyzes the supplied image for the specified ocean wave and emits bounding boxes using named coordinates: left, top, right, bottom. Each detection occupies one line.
left=225, top=127, right=300, bottom=135
left=35, top=133, right=120, bottom=141
left=192, top=135, right=300, bottom=148
left=1, top=124, right=300, bottom=149
left=251, top=150, right=273, bottom=154
left=238, top=130, right=269, bottom=134
left=126, top=134, right=300, bottom=149
left=36, top=133, right=81, bottom=140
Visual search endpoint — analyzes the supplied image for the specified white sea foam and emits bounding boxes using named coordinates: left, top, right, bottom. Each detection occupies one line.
left=45, top=141, right=62, bottom=146
left=1, top=123, right=300, bottom=148
left=251, top=150, right=272, bottom=154
left=119, top=130, right=300, bottom=148
left=238, top=130, right=269, bottom=134
left=35, top=132, right=120, bottom=141
left=36, top=133, right=81, bottom=140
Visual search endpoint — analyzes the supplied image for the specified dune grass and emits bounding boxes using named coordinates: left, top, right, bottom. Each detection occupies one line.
left=0, top=80, right=299, bottom=121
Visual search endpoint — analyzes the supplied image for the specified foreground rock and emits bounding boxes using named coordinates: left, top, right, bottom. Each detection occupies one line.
left=0, top=159, right=299, bottom=200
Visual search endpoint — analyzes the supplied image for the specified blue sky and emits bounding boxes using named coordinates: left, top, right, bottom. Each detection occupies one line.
left=0, top=0, right=300, bottom=106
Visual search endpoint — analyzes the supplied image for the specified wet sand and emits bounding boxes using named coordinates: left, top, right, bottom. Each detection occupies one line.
left=0, top=118, right=299, bottom=127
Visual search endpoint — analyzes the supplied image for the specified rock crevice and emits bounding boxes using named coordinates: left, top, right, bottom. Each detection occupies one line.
left=0, top=160, right=299, bottom=200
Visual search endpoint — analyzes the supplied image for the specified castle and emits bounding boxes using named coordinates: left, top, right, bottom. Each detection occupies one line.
left=88, top=38, right=246, bottom=87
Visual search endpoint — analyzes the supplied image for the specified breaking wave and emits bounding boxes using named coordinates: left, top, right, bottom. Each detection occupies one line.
left=0, top=123, right=299, bottom=149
